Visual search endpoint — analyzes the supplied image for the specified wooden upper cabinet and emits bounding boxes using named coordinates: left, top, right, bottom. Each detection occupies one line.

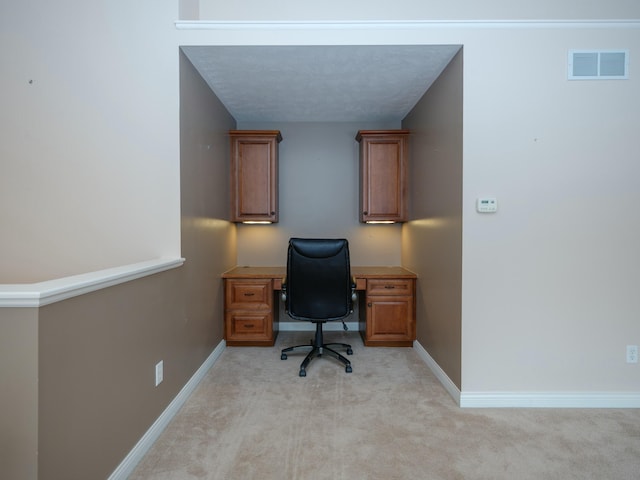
left=356, top=130, right=410, bottom=223
left=230, top=130, right=282, bottom=223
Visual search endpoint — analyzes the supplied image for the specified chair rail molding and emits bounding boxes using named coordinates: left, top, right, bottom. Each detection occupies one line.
left=0, top=257, right=185, bottom=308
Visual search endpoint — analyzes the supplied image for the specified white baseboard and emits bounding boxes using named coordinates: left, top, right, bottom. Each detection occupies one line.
left=459, top=391, right=640, bottom=408
left=279, top=321, right=359, bottom=332
left=413, top=340, right=461, bottom=405
left=413, top=340, right=640, bottom=408
left=107, top=339, right=226, bottom=480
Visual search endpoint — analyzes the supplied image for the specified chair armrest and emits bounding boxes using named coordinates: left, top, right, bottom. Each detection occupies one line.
left=281, top=277, right=287, bottom=302
left=351, top=277, right=357, bottom=302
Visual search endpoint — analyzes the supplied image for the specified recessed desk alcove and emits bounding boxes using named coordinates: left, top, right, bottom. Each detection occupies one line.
left=223, top=266, right=417, bottom=347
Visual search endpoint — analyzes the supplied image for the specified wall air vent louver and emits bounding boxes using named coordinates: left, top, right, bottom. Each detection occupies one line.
left=568, top=50, right=629, bottom=80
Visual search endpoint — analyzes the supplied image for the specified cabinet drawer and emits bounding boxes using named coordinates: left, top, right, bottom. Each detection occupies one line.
left=226, top=312, right=271, bottom=340
left=225, top=279, right=272, bottom=310
left=367, top=278, right=413, bottom=296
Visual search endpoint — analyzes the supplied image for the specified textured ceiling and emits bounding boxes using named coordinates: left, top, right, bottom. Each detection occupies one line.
left=182, top=45, right=460, bottom=123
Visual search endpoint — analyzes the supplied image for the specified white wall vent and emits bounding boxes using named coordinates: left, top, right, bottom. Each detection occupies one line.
left=568, top=50, right=629, bottom=80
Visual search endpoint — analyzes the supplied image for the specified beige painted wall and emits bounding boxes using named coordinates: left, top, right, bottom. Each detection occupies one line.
left=0, top=0, right=181, bottom=283
left=179, top=49, right=237, bottom=348
left=460, top=26, right=640, bottom=392
left=0, top=308, right=38, bottom=480
left=38, top=271, right=185, bottom=479
left=402, top=50, right=463, bottom=388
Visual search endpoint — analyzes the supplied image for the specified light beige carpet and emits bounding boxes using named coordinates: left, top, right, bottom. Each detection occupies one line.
left=129, top=331, right=640, bottom=480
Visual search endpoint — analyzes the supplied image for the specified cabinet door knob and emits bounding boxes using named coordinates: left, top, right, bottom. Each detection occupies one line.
left=271, top=211, right=275, bottom=215
left=368, top=303, right=372, bottom=307
left=363, top=211, right=368, bottom=215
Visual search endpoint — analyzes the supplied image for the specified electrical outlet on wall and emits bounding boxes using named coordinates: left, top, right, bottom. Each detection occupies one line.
left=626, top=345, right=638, bottom=364
left=155, top=360, right=164, bottom=386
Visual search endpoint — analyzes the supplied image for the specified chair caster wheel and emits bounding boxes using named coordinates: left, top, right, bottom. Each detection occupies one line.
left=345, top=365, right=353, bottom=373
left=281, top=353, right=287, bottom=360
left=346, top=348, right=353, bottom=355
left=299, top=369, right=306, bottom=377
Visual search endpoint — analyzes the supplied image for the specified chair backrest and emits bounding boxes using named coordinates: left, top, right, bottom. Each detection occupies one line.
left=285, top=238, right=352, bottom=322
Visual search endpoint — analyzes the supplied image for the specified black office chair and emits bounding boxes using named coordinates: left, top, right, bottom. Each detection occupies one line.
left=280, top=238, right=355, bottom=376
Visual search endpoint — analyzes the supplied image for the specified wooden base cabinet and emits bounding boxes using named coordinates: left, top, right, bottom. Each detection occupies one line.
left=224, top=278, right=278, bottom=346
left=222, top=266, right=415, bottom=348
left=359, top=278, right=415, bottom=346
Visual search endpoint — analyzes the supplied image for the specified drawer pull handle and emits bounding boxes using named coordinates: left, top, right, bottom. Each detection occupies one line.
left=243, top=292, right=255, bottom=296
left=384, top=285, right=396, bottom=289
left=243, top=323, right=255, bottom=328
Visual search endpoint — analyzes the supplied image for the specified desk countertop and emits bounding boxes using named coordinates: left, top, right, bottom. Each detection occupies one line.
left=222, top=265, right=416, bottom=279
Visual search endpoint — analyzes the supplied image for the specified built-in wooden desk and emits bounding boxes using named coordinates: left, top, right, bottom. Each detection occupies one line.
left=222, top=266, right=417, bottom=347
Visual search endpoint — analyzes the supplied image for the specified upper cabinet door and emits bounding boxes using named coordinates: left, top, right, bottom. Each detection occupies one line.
left=356, top=130, right=410, bottom=223
left=230, top=130, right=282, bottom=223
